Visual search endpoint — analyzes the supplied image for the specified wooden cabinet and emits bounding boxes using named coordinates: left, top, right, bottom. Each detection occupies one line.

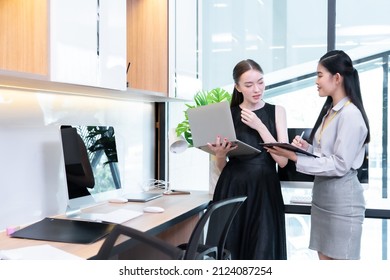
left=0, top=0, right=48, bottom=76
left=127, top=0, right=168, bottom=95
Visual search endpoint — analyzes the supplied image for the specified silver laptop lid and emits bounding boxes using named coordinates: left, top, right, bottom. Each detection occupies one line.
left=187, top=101, right=237, bottom=147
left=187, top=102, right=261, bottom=156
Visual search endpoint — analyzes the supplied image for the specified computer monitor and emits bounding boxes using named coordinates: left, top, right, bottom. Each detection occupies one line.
left=60, top=125, right=122, bottom=212
left=278, top=128, right=368, bottom=185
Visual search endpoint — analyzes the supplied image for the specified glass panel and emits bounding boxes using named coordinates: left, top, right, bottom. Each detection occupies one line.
left=361, top=219, right=389, bottom=260
left=336, top=1, right=390, bottom=259
left=201, top=0, right=327, bottom=90
left=286, top=214, right=388, bottom=260
left=357, top=58, right=384, bottom=200
left=170, top=0, right=327, bottom=189
left=336, top=0, right=390, bottom=51
left=285, top=214, right=315, bottom=260
left=170, top=0, right=390, bottom=259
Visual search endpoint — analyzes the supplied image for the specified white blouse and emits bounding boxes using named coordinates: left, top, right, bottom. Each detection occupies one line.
left=296, top=97, right=368, bottom=177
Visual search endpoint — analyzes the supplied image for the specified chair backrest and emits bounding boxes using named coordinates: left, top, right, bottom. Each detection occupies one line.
left=94, top=224, right=184, bottom=260
left=184, top=195, right=247, bottom=260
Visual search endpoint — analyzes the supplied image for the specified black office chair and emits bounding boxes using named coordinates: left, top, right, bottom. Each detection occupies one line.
left=94, top=224, right=185, bottom=260
left=94, top=196, right=247, bottom=260
left=179, top=195, right=247, bottom=260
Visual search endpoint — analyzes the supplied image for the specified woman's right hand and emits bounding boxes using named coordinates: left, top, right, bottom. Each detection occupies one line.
left=207, top=136, right=237, bottom=158
left=292, top=135, right=309, bottom=151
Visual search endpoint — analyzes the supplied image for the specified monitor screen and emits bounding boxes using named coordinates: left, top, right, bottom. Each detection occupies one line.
left=60, top=125, right=122, bottom=211
left=278, top=128, right=368, bottom=184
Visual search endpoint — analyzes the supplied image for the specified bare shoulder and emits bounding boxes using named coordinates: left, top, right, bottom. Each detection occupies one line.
left=274, top=104, right=287, bottom=126
left=275, top=104, right=286, bottom=115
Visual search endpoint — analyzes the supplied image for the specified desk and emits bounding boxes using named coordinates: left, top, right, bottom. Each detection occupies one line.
left=0, top=191, right=212, bottom=259
left=282, top=187, right=390, bottom=219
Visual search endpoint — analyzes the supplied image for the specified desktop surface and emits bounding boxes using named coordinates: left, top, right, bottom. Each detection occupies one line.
left=0, top=191, right=212, bottom=259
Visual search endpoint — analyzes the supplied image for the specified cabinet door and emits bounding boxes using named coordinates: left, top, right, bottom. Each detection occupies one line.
left=127, top=0, right=168, bottom=94
left=50, top=0, right=98, bottom=87
left=98, top=0, right=127, bottom=90
left=50, top=0, right=126, bottom=90
left=0, top=0, right=48, bottom=75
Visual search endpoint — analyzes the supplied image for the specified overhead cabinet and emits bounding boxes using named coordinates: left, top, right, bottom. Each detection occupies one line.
left=0, top=0, right=169, bottom=95
left=50, top=0, right=127, bottom=90
left=0, top=0, right=126, bottom=91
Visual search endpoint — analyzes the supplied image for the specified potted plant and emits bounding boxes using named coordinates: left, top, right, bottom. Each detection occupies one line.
left=86, top=126, right=118, bottom=165
left=175, top=87, right=232, bottom=146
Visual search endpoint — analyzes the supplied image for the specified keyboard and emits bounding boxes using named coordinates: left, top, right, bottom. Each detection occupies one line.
left=289, top=195, right=312, bottom=204
left=79, top=209, right=143, bottom=224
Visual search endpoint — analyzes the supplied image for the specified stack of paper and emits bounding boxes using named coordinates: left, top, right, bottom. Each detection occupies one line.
left=0, top=244, right=84, bottom=260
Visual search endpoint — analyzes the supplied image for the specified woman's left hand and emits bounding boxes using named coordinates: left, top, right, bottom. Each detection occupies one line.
left=207, top=136, right=237, bottom=158
left=265, top=146, right=298, bottom=162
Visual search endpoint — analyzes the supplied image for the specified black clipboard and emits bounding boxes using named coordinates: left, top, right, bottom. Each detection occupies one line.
left=260, top=142, right=318, bottom=158
left=11, top=218, right=115, bottom=244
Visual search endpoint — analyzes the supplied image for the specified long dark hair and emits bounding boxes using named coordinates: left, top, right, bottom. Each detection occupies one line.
left=309, top=50, right=370, bottom=144
left=230, top=59, right=264, bottom=107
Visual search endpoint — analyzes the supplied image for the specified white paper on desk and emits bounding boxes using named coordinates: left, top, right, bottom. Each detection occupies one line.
left=0, top=244, right=84, bottom=260
left=87, top=209, right=143, bottom=224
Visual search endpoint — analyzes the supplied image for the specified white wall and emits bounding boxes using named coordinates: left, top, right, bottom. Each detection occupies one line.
left=0, top=88, right=155, bottom=230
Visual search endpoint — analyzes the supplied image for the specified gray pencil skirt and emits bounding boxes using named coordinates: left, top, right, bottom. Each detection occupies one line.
left=309, top=170, right=365, bottom=259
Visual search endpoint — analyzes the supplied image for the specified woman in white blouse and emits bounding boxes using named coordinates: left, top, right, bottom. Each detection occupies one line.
left=267, top=50, right=370, bottom=260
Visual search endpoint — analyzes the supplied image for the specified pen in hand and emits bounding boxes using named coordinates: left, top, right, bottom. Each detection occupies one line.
left=298, top=131, right=305, bottom=144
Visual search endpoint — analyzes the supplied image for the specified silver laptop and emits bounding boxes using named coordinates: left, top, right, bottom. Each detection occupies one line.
left=187, top=101, right=261, bottom=157
left=123, top=192, right=163, bottom=202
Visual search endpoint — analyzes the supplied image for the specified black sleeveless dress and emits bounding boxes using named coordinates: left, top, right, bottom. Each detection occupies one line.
left=212, top=103, right=287, bottom=260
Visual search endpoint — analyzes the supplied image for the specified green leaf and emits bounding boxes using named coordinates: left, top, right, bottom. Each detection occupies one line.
left=207, top=87, right=232, bottom=103
left=176, top=120, right=190, bottom=136
left=193, top=90, right=209, bottom=106
left=183, top=130, right=193, bottom=146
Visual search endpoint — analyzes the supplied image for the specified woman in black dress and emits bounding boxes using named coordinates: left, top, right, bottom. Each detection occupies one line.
left=208, top=59, right=289, bottom=259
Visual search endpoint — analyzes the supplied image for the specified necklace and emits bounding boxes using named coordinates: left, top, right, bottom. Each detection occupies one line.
left=317, top=100, right=351, bottom=144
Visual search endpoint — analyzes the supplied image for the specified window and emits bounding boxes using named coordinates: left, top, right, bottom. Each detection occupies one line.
left=168, top=0, right=390, bottom=259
